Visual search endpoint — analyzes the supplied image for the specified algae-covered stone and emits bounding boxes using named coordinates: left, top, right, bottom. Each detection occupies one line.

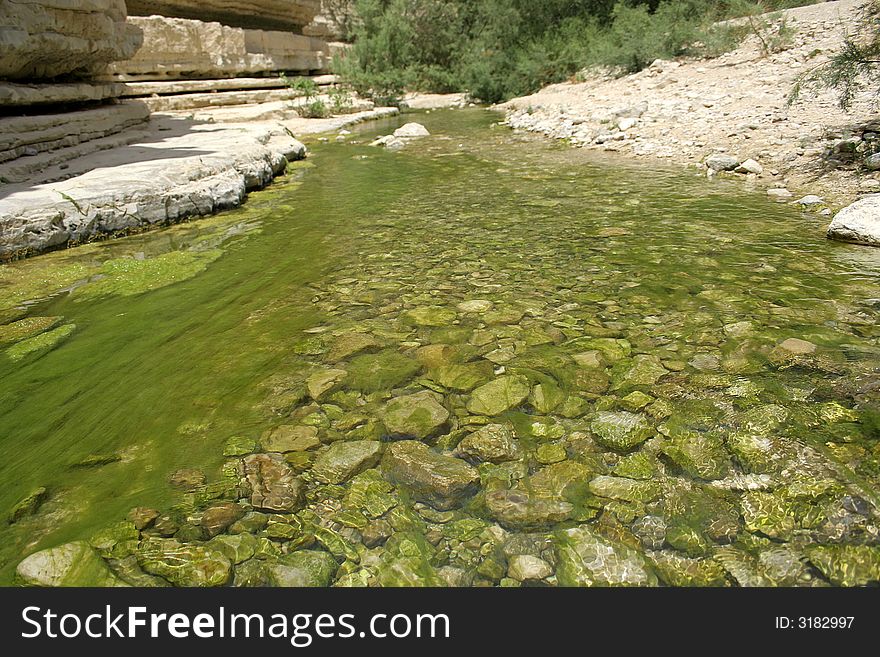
left=529, top=382, right=566, bottom=414
left=376, top=532, right=443, bottom=587
left=555, top=526, right=657, bottom=587
left=485, top=489, right=573, bottom=529
left=240, top=453, right=304, bottom=513
left=613, top=451, right=656, bottom=480
left=740, top=491, right=797, bottom=540
left=209, top=533, right=258, bottom=564
left=807, top=545, right=880, bottom=586
left=16, top=541, right=125, bottom=587
left=536, top=443, right=567, bottom=465
left=457, top=300, right=494, bottom=313
left=649, top=551, right=729, bottom=587
left=589, top=475, right=661, bottom=503
left=382, top=391, right=450, bottom=439
left=261, top=425, right=321, bottom=453
left=169, top=468, right=206, bottom=491
left=432, top=361, right=494, bottom=391
left=382, top=441, right=479, bottom=510
left=345, top=350, right=422, bottom=393
left=528, top=461, right=596, bottom=501
left=268, top=550, right=339, bottom=587
left=307, top=369, right=347, bottom=401
left=456, top=424, right=521, bottom=464
left=8, top=486, right=48, bottom=524
left=0, top=316, right=61, bottom=344
left=572, top=338, right=631, bottom=363
left=611, top=354, right=668, bottom=390
left=590, top=411, right=653, bottom=451
left=404, top=306, right=457, bottom=326
left=311, top=440, right=383, bottom=484
left=467, top=375, right=530, bottom=416
left=660, top=432, right=731, bottom=480
left=223, top=435, right=257, bottom=457
left=326, top=332, right=381, bottom=362
left=7, top=324, right=75, bottom=361
left=89, top=521, right=139, bottom=559
left=137, top=539, right=231, bottom=587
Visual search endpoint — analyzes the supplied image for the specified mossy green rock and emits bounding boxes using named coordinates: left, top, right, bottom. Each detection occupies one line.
left=650, top=551, right=729, bottom=587
left=381, top=391, right=449, bottom=439
left=555, top=526, right=657, bottom=587
left=589, top=476, right=661, bottom=503
left=261, top=425, right=321, bottom=453
left=6, top=323, right=75, bottom=361
left=223, top=435, right=257, bottom=457
left=0, top=316, right=61, bottom=344
left=382, top=441, right=479, bottom=510
left=590, top=411, right=653, bottom=451
left=456, top=423, right=521, bottom=463
left=209, top=533, right=258, bottom=564
left=311, top=440, right=383, bottom=484
left=267, top=550, right=339, bottom=587
left=376, top=532, right=443, bottom=586
left=326, top=332, right=381, bottom=362
left=467, top=375, right=530, bottom=416
left=807, top=545, right=880, bottom=586
left=8, top=486, right=48, bottom=523
left=660, top=432, right=731, bottom=480
left=611, top=354, right=668, bottom=390
left=16, top=541, right=127, bottom=587
left=403, top=306, right=457, bottom=327
left=137, top=539, right=232, bottom=587
left=345, top=350, right=421, bottom=393
left=431, top=361, right=493, bottom=391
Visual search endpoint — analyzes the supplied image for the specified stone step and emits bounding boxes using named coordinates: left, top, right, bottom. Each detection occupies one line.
left=0, top=101, right=150, bottom=168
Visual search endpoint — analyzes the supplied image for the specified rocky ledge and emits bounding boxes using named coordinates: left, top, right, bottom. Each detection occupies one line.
left=0, top=107, right=398, bottom=259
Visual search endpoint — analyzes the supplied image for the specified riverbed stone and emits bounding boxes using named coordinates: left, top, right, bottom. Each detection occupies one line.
left=467, top=375, right=530, bottom=416
left=381, top=391, right=450, bottom=439
left=307, top=368, right=347, bottom=400
left=806, top=544, right=880, bottom=586
left=508, top=554, right=553, bottom=581
left=16, top=542, right=125, bottom=587
left=403, top=306, right=457, bottom=326
left=554, top=526, right=657, bottom=587
left=267, top=550, right=339, bottom=587
left=589, top=475, right=662, bottom=503
left=261, top=425, right=321, bottom=453
left=137, top=539, right=232, bottom=587
left=223, top=435, right=258, bottom=457
left=394, top=123, right=431, bottom=138
left=311, top=440, right=383, bottom=484
left=169, top=468, right=206, bottom=491
left=240, top=453, right=304, bottom=512
left=432, top=361, right=494, bottom=391
left=705, top=154, right=740, bottom=171
left=827, top=194, right=880, bottom=246
left=201, top=502, right=246, bottom=537
left=8, top=486, right=48, bottom=524
left=381, top=441, right=479, bottom=510
left=345, top=350, right=422, bottom=393
left=457, top=299, right=494, bottom=313
left=456, top=423, right=521, bottom=463
left=611, top=354, right=668, bottom=390
left=326, top=332, right=380, bottom=362
left=486, top=490, right=573, bottom=529
left=590, top=411, right=653, bottom=451
left=209, top=533, right=258, bottom=564
left=660, top=432, right=731, bottom=480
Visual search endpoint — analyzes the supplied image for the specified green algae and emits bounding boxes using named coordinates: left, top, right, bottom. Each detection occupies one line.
left=6, top=323, right=75, bottom=361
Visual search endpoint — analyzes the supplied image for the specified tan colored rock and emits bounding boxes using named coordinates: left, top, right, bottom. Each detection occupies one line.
left=0, top=0, right=142, bottom=80
left=127, top=0, right=321, bottom=32
left=112, top=16, right=328, bottom=80
left=0, top=81, right=128, bottom=107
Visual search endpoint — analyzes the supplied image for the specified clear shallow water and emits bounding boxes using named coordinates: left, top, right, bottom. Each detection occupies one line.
left=1, top=109, right=879, bottom=586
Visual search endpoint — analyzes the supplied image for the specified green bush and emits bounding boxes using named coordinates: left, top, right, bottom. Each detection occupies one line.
left=337, top=0, right=821, bottom=104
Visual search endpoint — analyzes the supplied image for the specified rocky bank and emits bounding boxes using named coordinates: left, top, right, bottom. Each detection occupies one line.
left=501, top=0, right=880, bottom=246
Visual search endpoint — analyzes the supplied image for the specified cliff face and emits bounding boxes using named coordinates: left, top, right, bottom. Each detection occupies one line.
left=126, top=0, right=321, bottom=32
left=0, top=0, right=143, bottom=80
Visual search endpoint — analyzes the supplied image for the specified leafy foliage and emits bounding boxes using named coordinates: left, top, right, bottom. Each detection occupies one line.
left=336, top=0, right=820, bottom=103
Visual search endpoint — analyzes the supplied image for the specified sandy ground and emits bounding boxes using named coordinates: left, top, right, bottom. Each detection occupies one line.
left=501, top=0, right=878, bottom=208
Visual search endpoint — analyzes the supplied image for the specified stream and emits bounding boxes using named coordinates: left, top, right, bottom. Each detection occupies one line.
left=1, top=108, right=879, bottom=586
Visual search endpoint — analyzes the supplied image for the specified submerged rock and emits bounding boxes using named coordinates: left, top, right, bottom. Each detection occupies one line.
left=267, top=550, right=339, bottom=587
left=240, top=453, right=304, bottom=513
left=508, top=554, right=553, bottom=581
left=807, top=544, right=880, bottom=586
left=381, top=441, right=479, bottom=510
left=311, top=440, right=383, bottom=484
left=485, top=489, right=573, bottom=529
left=827, top=194, right=880, bottom=246
left=467, top=375, right=530, bottom=416
left=200, top=502, right=245, bottom=537
left=17, top=542, right=125, bottom=587
left=261, top=425, right=321, bottom=453
left=590, top=411, right=653, bottom=451
left=138, top=539, right=231, bottom=587
left=393, top=123, right=431, bottom=138
left=456, top=423, right=521, bottom=463
left=8, top=486, right=48, bottom=524
left=381, top=391, right=450, bottom=439
left=554, top=526, right=657, bottom=587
